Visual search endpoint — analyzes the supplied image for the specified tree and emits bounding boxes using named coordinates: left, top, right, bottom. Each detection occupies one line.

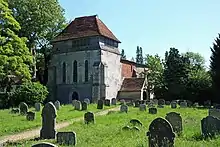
left=182, top=52, right=205, bottom=70
left=8, top=0, right=66, bottom=85
left=210, top=34, right=220, bottom=103
left=121, top=49, right=126, bottom=59
left=136, top=46, right=144, bottom=64
left=0, top=0, right=33, bottom=97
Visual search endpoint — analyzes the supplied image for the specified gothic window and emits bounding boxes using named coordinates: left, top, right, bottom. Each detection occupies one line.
left=62, top=62, right=66, bottom=83
left=85, top=60, right=89, bottom=82
left=73, top=60, right=77, bottom=82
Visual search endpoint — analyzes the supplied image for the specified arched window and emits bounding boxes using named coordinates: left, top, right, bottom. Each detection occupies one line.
left=62, top=62, right=66, bottom=83
left=73, top=60, right=77, bottom=82
left=85, top=60, right=88, bottom=82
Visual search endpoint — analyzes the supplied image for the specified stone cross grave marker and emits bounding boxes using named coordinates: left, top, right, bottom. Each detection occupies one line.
left=209, top=108, right=220, bottom=120
left=35, top=103, right=41, bottom=111
left=149, top=108, right=157, bottom=114
left=54, top=100, right=60, bottom=110
left=81, top=101, right=88, bottom=111
left=120, top=104, right=128, bottom=113
left=72, top=100, right=77, bottom=107
left=97, top=100, right=104, bottom=109
left=147, top=117, right=175, bottom=147
left=139, top=104, right=146, bottom=111
left=32, top=142, right=57, bottom=147
left=165, top=112, right=183, bottom=135
left=84, top=98, right=90, bottom=105
left=57, top=132, right=76, bottom=146
left=171, top=101, right=177, bottom=109
left=158, top=99, right=165, bottom=105
left=40, top=102, right=57, bottom=139
left=180, top=101, right=187, bottom=108
left=19, top=102, right=28, bottom=115
left=104, top=99, right=111, bottom=106
left=201, top=116, right=220, bottom=138
left=74, top=101, right=82, bottom=110
left=111, top=98, right=117, bottom=105
left=84, top=112, right=95, bottom=124
left=26, top=111, right=36, bottom=121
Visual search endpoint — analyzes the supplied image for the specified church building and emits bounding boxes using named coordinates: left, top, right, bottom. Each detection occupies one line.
left=47, top=15, right=149, bottom=103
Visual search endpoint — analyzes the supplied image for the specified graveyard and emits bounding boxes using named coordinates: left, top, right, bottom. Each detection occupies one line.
left=2, top=100, right=220, bottom=147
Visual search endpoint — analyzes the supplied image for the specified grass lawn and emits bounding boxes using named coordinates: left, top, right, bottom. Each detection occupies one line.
left=0, top=104, right=116, bottom=137
left=6, top=106, right=220, bottom=147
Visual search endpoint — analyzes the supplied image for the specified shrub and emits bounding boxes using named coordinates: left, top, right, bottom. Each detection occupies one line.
left=12, top=82, right=48, bottom=106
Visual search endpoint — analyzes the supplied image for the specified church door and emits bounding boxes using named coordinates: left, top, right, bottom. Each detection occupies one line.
left=72, top=92, right=79, bottom=100
left=143, top=91, right=147, bottom=100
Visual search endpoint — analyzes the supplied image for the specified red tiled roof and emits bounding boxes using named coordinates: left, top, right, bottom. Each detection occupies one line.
left=119, top=78, right=145, bottom=91
left=52, top=15, right=120, bottom=43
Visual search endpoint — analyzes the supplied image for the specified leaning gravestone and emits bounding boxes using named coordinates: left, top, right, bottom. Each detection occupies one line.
left=84, top=112, right=95, bottom=124
left=84, top=98, right=90, bottom=105
left=165, top=112, right=182, bottom=135
left=171, top=102, right=177, bottom=109
left=147, top=117, right=175, bottom=147
left=201, top=116, right=220, bottom=138
left=32, top=142, right=57, bottom=147
left=180, top=101, right=187, bottom=108
left=120, top=104, right=128, bottom=113
left=54, top=100, right=60, bottom=110
left=35, top=103, right=41, bottom=111
left=158, top=99, right=165, bottom=105
left=74, top=101, right=82, bottom=111
left=104, top=99, right=111, bottom=106
left=139, top=104, right=146, bottom=111
left=149, top=108, right=157, bottom=114
left=40, top=102, right=57, bottom=139
left=26, top=111, right=36, bottom=121
left=209, top=108, right=220, bottom=120
left=57, top=132, right=76, bottom=146
left=111, top=98, right=117, bottom=105
left=72, top=100, right=77, bottom=107
left=97, top=100, right=104, bottom=109
left=19, top=102, right=28, bottom=115
left=81, top=101, right=88, bottom=111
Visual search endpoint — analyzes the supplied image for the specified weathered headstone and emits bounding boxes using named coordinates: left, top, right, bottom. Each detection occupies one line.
left=111, top=98, right=117, bottom=105
left=57, top=132, right=76, bottom=146
left=81, top=101, right=88, bottom=111
left=104, top=99, right=111, bottom=106
left=158, top=99, right=165, bottom=105
left=40, top=102, right=57, bottom=139
left=10, top=108, right=20, bottom=114
left=19, top=102, right=28, bottom=115
left=72, top=100, right=77, bottom=107
left=147, top=118, right=175, bottom=147
left=148, top=102, right=155, bottom=108
left=74, top=101, right=82, bottom=110
left=209, top=108, right=220, bottom=119
left=32, top=142, right=57, bottom=147
left=120, top=99, right=126, bottom=105
left=152, top=99, right=158, bottom=105
left=139, top=104, right=146, bottom=111
left=171, top=102, right=177, bottom=109
left=180, top=101, right=187, bottom=108
left=165, top=112, right=182, bottom=134
left=54, top=100, right=60, bottom=110
left=165, top=101, right=171, bottom=105
left=120, top=104, right=128, bottom=113
left=26, top=111, right=36, bottom=121
left=134, top=100, right=140, bottom=107
left=149, top=108, right=157, bottom=114
left=35, top=103, right=41, bottom=111
left=84, top=98, right=90, bottom=105
left=97, top=100, right=104, bottom=109
left=130, top=119, right=142, bottom=126
left=201, top=116, right=220, bottom=138
left=84, top=112, right=95, bottom=124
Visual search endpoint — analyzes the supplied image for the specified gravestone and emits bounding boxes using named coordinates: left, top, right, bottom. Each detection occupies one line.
left=81, top=101, right=88, bottom=111
left=165, top=112, right=182, bottom=135
left=126, top=101, right=134, bottom=106
left=57, top=132, right=76, bottom=146
left=149, top=108, right=157, bottom=114
left=134, top=100, right=140, bottom=107
left=120, top=104, right=128, bottom=113
left=171, top=102, right=177, bottom=109
left=201, top=116, right=220, bottom=138
left=40, top=102, right=57, bottom=139
left=111, top=98, right=117, bottom=105
left=158, top=99, right=165, bottom=105
left=165, top=101, right=171, bottom=105
left=186, top=100, right=193, bottom=107
left=104, top=99, right=111, bottom=106
left=54, top=100, right=60, bottom=110
left=35, top=103, right=41, bottom=111
left=193, top=102, right=199, bottom=107
left=10, top=108, right=20, bottom=114
left=97, top=100, right=104, bottom=109
left=32, top=142, right=57, bottom=147
left=139, top=104, right=146, bottom=111
left=152, top=99, right=158, bottom=105
left=84, top=98, right=90, bottom=104
left=74, top=101, right=82, bottom=110
left=209, top=109, right=220, bottom=119
left=19, top=102, right=28, bottom=115
left=148, top=102, right=155, bottom=108
left=130, top=119, right=143, bottom=126
left=120, top=99, right=126, bottom=105
left=213, top=103, right=220, bottom=109
left=26, top=111, right=36, bottom=121
left=84, top=112, right=95, bottom=124
left=147, top=118, right=175, bottom=147
left=180, top=101, right=187, bottom=108
left=72, top=100, right=77, bottom=107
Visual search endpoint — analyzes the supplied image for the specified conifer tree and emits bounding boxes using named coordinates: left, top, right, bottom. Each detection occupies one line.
left=121, top=49, right=126, bottom=59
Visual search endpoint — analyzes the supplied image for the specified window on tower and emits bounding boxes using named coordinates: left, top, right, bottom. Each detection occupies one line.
left=85, top=60, right=89, bottom=82
left=62, top=62, right=66, bottom=83
left=73, top=60, right=77, bottom=82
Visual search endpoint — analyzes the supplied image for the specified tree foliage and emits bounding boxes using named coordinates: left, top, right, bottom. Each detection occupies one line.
left=136, top=46, right=143, bottom=64
left=121, top=49, right=126, bottom=59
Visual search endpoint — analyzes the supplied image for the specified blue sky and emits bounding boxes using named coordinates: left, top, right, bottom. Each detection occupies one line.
left=59, top=0, right=220, bottom=67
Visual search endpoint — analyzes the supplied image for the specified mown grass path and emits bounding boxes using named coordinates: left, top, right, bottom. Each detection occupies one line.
left=0, top=106, right=119, bottom=146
